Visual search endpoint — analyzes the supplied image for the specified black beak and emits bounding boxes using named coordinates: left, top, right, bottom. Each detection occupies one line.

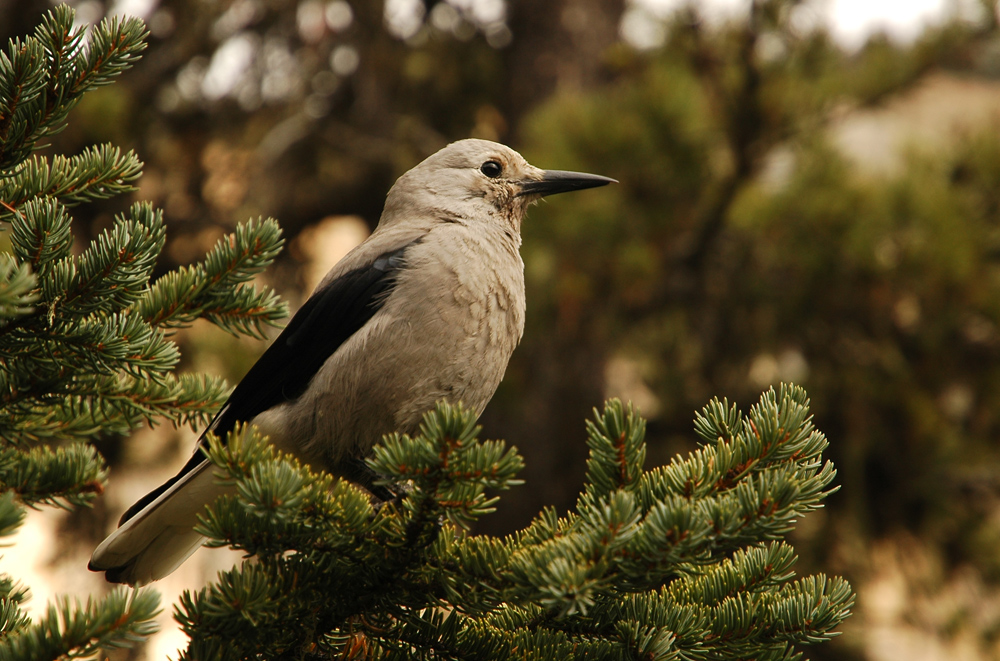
left=517, top=170, right=617, bottom=198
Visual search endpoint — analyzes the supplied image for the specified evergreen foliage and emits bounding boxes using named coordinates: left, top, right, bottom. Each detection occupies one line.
left=513, top=12, right=1000, bottom=616
left=0, top=6, right=854, bottom=659
left=178, top=386, right=852, bottom=660
left=0, top=7, right=286, bottom=659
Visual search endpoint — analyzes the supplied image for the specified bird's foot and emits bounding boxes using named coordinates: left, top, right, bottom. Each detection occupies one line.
left=342, top=457, right=409, bottom=505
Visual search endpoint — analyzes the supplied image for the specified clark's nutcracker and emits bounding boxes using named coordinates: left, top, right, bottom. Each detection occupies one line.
left=89, top=139, right=615, bottom=586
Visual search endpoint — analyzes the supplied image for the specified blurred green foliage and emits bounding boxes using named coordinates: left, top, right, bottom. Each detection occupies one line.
left=501, top=6, right=1000, bottom=640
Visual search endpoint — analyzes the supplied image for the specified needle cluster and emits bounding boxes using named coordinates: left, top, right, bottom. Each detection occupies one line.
left=0, top=8, right=286, bottom=659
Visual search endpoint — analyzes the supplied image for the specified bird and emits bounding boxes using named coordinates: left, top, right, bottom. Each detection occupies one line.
left=89, top=138, right=616, bottom=586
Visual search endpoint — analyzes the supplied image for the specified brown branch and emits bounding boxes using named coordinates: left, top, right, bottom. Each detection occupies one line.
left=680, top=0, right=764, bottom=277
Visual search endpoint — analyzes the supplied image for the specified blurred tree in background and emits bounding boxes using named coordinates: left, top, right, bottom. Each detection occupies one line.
left=0, top=0, right=624, bottom=246
left=500, top=4, right=1000, bottom=658
left=7, top=0, right=1000, bottom=657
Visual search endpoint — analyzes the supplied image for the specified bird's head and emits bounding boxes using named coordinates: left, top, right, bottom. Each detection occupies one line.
left=381, top=139, right=615, bottom=234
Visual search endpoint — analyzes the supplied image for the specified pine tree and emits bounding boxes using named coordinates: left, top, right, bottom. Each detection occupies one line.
left=0, top=6, right=854, bottom=660
left=0, top=7, right=286, bottom=658
left=177, top=386, right=852, bottom=660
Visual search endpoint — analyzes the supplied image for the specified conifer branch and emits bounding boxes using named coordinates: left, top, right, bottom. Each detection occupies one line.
left=8, top=198, right=72, bottom=273
left=0, top=7, right=146, bottom=170
left=0, top=444, right=106, bottom=509
left=0, top=372, right=229, bottom=444
left=138, top=218, right=288, bottom=337
left=0, top=492, right=26, bottom=540
left=176, top=388, right=852, bottom=660
left=0, top=256, right=37, bottom=324
left=0, top=39, right=46, bottom=163
left=0, top=589, right=159, bottom=661
left=0, top=7, right=295, bottom=659
left=59, top=203, right=166, bottom=315
left=0, top=146, right=143, bottom=221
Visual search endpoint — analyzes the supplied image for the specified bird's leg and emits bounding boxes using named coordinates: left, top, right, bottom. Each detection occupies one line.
left=127, top=585, right=138, bottom=612
left=341, top=457, right=406, bottom=504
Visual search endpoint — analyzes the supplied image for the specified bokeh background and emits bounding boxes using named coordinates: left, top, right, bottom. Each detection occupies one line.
left=5, top=0, right=1000, bottom=658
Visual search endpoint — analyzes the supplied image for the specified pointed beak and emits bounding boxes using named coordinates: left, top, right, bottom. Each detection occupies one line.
left=517, top=170, right=617, bottom=198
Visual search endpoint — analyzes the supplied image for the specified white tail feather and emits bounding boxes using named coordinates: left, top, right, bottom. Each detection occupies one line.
left=89, top=462, right=230, bottom=586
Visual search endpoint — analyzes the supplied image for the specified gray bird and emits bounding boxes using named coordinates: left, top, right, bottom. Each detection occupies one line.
left=89, top=139, right=615, bottom=586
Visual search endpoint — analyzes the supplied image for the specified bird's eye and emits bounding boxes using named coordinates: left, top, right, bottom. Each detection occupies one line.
left=480, top=160, right=502, bottom=178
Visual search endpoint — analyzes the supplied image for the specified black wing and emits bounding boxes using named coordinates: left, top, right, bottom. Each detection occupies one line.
left=118, top=241, right=418, bottom=525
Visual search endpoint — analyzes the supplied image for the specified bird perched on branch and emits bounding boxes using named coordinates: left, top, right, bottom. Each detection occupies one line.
left=89, top=139, right=615, bottom=586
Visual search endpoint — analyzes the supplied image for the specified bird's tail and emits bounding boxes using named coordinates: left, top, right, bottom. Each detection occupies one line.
left=88, top=462, right=229, bottom=586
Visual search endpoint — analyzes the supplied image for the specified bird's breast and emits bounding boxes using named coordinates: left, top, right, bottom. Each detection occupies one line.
left=267, top=224, right=526, bottom=468
left=396, top=226, right=525, bottom=367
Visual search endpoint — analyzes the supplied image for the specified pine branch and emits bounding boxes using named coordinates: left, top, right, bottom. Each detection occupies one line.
left=0, top=309, right=179, bottom=377
left=176, top=388, right=853, bottom=660
left=0, top=599, right=32, bottom=642
left=0, top=145, right=143, bottom=222
left=71, top=14, right=147, bottom=92
left=139, top=217, right=288, bottom=337
left=0, top=589, right=160, bottom=661
left=0, top=38, right=46, bottom=168
left=0, top=372, right=229, bottom=444
left=8, top=198, right=72, bottom=273
left=583, top=401, right=647, bottom=498
left=371, top=403, right=524, bottom=530
left=670, top=542, right=798, bottom=607
left=0, top=492, right=26, bottom=539
left=0, top=7, right=146, bottom=170
left=59, top=202, right=166, bottom=315
left=0, top=7, right=286, bottom=660
left=0, top=443, right=106, bottom=509
left=0, top=256, right=37, bottom=324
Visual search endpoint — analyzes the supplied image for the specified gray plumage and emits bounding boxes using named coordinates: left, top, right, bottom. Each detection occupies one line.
left=89, top=139, right=615, bottom=586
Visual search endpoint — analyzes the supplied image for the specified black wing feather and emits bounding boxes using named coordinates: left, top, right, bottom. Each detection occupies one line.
left=118, top=241, right=417, bottom=525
